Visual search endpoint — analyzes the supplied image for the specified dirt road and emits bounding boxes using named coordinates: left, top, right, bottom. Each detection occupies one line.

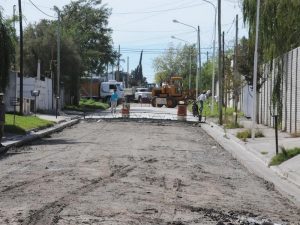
left=0, top=120, right=299, bottom=225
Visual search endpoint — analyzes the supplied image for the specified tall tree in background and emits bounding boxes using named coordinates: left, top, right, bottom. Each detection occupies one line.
left=130, top=51, right=146, bottom=86
left=243, top=0, right=300, bottom=62
left=23, top=20, right=82, bottom=103
left=0, top=10, right=15, bottom=92
left=61, top=0, right=117, bottom=75
left=153, top=44, right=198, bottom=88
left=21, top=0, right=116, bottom=104
left=243, top=0, right=300, bottom=121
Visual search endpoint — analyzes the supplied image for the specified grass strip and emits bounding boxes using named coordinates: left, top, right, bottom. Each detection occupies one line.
left=5, top=114, right=55, bottom=134
left=65, top=99, right=109, bottom=111
left=269, top=147, right=300, bottom=166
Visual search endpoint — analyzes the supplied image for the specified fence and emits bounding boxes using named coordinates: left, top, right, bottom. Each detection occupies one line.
left=259, top=47, right=300, bottom=134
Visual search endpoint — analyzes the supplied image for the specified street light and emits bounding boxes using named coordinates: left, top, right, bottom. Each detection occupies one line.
left=173, top=19, right=201, bottom=99
left=198, top=0, right=217, bottom=112
left=171, top=36, right=192, bottom=90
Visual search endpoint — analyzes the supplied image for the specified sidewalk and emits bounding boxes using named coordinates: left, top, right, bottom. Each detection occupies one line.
left=1, top=113, right=80, bottom=153
left=202, top=118, right=300, bottom=207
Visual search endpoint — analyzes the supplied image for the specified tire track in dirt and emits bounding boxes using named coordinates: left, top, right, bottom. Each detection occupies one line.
left=1, top=120, right=299, bottom=225
left=0, top=121, right=108, bottom=179
left=21, top=156, right=137, bottom=225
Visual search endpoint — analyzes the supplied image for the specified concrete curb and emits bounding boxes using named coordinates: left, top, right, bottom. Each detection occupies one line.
left=202, top=121, right=300, bottom=208
left=0, top=118, right=80, bottom=154
left=271, top=166, right=300, bottom=189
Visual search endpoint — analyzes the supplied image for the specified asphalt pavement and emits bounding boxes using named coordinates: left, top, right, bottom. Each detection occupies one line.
left=1, top=104, right=299, bottom=207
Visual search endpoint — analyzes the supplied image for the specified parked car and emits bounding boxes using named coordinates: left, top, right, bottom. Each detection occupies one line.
left=134, top=88, right=152, bottom=103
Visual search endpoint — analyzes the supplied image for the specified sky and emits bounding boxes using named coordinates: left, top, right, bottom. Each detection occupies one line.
left=1, top=0, right=247, bottom=83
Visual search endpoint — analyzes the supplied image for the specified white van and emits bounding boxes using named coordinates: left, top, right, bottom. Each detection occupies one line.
left=100, top=80, right=124, bottom=104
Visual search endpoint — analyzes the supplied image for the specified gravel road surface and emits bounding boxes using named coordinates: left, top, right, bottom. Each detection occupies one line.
left=0, top=120, right=299, bottom=225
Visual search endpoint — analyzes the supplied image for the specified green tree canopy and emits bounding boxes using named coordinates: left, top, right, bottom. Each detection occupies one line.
left=0, top=10, right=15, bottom=92
left=21, top=0, right=117, bottom=104
left=23, top=19, right=82, bottom=103
left=243, top=0, right=300, bottom=62
left=61, top=0, right=117, bottom=75
left=153, top=44, right=197, bottom=88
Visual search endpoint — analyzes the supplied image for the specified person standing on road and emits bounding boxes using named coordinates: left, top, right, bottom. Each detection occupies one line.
left=197, top=91, right=207, bottom=122
left=110, top=89, right=118, bottom=115
left=0, top=93, right=5, bottom=147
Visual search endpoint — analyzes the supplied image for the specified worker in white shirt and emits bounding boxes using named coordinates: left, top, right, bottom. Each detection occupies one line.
left=197, top=91, right=207, bottom=122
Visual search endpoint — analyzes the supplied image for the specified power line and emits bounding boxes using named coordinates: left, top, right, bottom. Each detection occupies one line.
left=226, top=17, right=236, bottom=34
left=112, top=3, right=205, bottom=15
left=113, top=29, right=190, bottom=33
left=27, top=0, right=56, bottom=18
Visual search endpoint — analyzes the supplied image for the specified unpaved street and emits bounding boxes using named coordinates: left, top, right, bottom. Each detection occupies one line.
left=0, top=120, right=299, bottom=225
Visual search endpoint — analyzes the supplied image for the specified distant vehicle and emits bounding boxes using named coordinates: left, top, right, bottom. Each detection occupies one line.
left=80, top=79, right=124, bottom=104
left=151, top=76, right=195, bottom=108
left=100, top=80, right=124, bottom=104
left=134, top=88, right=152, bottom=102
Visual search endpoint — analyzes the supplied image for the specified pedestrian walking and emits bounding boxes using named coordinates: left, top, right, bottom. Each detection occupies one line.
left=110, top=89, right=118, bottom=115
left=0, top=93, right=5, bottom=147
left=197, top=91, right=207, bottom=122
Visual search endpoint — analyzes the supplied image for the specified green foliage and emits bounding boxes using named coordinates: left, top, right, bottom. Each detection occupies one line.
left=269, top=147, right=300, bottom=166
left=61, top=0, right=117, bottom=74
left=153, top=43, right=197, bottom=89
left=65, top=99, right=109, bottom=111
left=236, top=129, right=264, bottom=141
left=201, top=60, right=214, bottom=92
left=0, top=11, right=15, bottom=92
left=243, top=0, right=300, bottom=62
left=188, top=99, right=244, bottom=119
left=224, top=121, right=243, bottom=129
left=21, top=0, right=116, bottom=105
left=4, top=114, right=54, bottom=134
left=23, top=20, right=82, bottom=104
left=79, top=99, right=109, bottom=110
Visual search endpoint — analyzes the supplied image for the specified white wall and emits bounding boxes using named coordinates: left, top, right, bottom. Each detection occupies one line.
left=5, top=72, right=53, bottom=113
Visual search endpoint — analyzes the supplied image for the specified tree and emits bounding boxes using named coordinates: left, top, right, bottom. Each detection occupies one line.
left=200, top=61, right=213, bottom=92
left=61, top=0, right=117, bottom=75
left=22, top=0, right=117, bottom=104
left=130, top=51, right=145, bottom=87
left=153, top=43, right=197, bottom=88
left=243, top=0, right=300, bottom=121
left=0, top=10, right=15, bottom=92
left=23, top=20, right=82, bottom=104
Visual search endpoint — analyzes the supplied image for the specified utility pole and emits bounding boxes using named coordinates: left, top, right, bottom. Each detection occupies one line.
left=222, top=32, right=225, bottom=108
left=234, top=14, right=239, bottom=125
left=197, top=26, right=201, bottom=93
left=251, top=0, right=261, bottom=139
left=127, top=56, right=129, bottom=88
left=206, top=51, right=209, bottom=62
left=54, top=6, right=61, bottom=118
left=211, top=4, right=217, bottom=112
left=50, top=60, right=54, bottom=109
left=117, top=45, right=120, bottom=81
left=106, top=63, right=109, bottom=81
left=18, top=0, right=23, bottom=115
left=13, top=5, right=16, bottom=30
left=218, top=0, right=222, bottom=125
left=189, top=48, right=192, bottom=90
